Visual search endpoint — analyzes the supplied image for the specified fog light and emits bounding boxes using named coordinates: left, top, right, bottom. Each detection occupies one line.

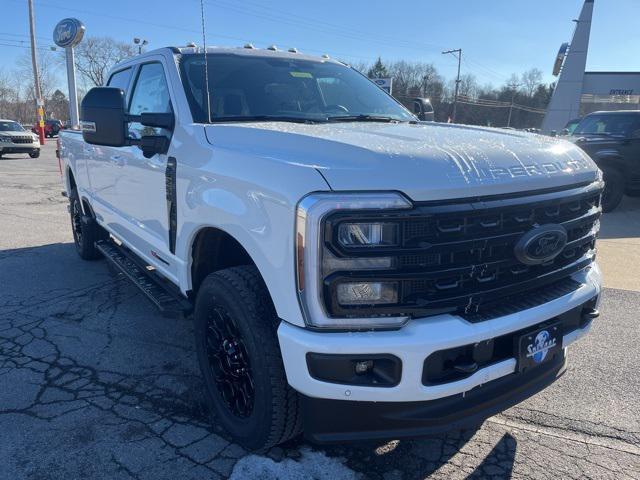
left=354, top=360, right=374, bottom=375
left=336, top=282, right=398, bottom=305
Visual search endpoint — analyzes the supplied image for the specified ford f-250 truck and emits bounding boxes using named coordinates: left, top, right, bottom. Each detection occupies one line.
left=59, top=45, right=603, bottom=451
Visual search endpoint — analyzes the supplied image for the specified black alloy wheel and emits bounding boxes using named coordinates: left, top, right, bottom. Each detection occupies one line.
left=68, top=188, right=105, bottom=260
left=194, top=266, right=302, bottom=451
left=204, top=306, right=255, bottom=418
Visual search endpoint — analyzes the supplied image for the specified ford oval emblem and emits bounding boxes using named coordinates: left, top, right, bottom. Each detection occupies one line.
left=514, top=224, right=568, bottom=265
left=53, top=18, right=85, bottom=48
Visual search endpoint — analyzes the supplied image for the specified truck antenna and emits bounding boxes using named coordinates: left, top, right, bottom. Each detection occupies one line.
left=199, top=0, right=212, bottom=122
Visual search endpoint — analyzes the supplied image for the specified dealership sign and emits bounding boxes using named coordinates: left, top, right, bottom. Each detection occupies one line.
left=373, top=77, right=393, bottom=94
left=53, top=18, right=85, bottom=48
left=53, top=18, right=85, bottom=129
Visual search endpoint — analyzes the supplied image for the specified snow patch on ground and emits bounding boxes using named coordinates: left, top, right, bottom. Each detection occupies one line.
left=229, top=447, right=360, bottom=480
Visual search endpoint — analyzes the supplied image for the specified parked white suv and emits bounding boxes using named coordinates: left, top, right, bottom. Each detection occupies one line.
left=0, top=119, right=40, bottom=158
left=59, top=46, right=603, bottom=450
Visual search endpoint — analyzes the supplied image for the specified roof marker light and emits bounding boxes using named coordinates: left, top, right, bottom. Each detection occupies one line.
left=243, top=43, right=255, bottom=49
left=267, top=45, right=278, bottom=51
left=288, top=47, right=298, bottom=53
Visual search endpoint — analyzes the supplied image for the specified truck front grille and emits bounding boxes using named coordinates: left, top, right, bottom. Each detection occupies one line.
left=12, top=136, right=33, bottom=144
left=324, top=182, right=602, bottom=320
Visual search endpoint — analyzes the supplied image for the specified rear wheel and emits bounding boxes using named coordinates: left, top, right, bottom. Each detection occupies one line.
left=69, top=188, right=107, bottom=260
left=601, top=168, right=624, bottom=212
left=194, top=265, right=301, bottom=451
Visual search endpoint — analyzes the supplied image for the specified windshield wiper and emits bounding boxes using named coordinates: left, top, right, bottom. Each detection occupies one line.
left=209, top=115, right=322, bottom=124
left=574, top=131, right=624, bottom=138
left=326, top=114, right=400, bottom=123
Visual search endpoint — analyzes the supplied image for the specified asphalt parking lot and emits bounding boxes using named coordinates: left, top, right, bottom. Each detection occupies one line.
left=1, top=142, right=639, bottom=480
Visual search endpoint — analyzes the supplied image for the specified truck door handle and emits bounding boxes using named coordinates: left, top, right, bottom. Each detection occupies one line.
left=145, top=156, right=165, bottom=169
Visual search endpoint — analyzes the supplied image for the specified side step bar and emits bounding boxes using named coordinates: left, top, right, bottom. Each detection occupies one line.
left=96, top=240, right=193, bottom=317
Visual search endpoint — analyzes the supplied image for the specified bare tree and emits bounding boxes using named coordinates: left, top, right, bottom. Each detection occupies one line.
left=16, top=49, right=60, bottom=103
left=347, top=61, right=369, bottom=74
left=454, top=73, right=479, bottom=99
left=74, top=36, right=137, bottom=87
left=521, top=68, right=543, bottom=97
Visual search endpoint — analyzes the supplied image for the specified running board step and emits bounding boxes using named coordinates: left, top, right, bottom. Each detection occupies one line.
left=95, top=240, right=192, bottom=317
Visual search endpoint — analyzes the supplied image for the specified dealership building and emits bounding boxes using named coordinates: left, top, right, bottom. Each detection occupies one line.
left=542, top=0, right=640, bottom=133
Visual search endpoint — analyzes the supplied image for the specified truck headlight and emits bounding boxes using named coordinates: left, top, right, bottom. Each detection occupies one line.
left=337, top=223, right=399, bottom=247
left=295, top=192, right=411, bottom=330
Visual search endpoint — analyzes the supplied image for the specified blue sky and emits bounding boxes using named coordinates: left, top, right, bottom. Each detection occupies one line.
left=3, top=0, right=639, bottom=87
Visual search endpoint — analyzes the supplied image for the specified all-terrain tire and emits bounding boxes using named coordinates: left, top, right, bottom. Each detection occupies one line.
left=601, top=168, right=624, bottom=213
left=194, top=265, right=302, bottom=451
left=69, top=188, right=107, bottom=260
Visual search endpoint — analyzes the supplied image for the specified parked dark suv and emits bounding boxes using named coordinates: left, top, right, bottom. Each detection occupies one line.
left=570, top=110, right=640, bottom=211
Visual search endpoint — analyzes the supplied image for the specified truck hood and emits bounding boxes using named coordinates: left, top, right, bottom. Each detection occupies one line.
left=205, top=122, right=599, bottom=202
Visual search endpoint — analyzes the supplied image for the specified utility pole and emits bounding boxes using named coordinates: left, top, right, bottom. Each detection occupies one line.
left=507, top=82, right=521, bottom=128
left=28, top=0, right=45, bottom=145
left=442, top=48, right=462, bottom=123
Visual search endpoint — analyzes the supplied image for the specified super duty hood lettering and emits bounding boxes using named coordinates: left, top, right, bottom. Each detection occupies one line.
left=205, top=122, right=599, bottom=202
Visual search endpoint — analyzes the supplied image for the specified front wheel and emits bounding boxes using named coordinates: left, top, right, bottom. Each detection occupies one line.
left=194, top=265, right=301, bottom=451
left=29, top=150, right=40, bottom=158
left=601, top=168, right=624, bottom=212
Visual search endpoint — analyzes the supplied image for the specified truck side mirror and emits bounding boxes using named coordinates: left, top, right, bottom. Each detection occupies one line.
left=81, top=87, right=128, bottom=147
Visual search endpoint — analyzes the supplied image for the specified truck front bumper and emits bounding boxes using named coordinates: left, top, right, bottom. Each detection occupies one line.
left=0, top=146, right=39, bottom=154
left=278, top=265, right=601, bottom=441
left=301, top=353, right=565, bottom=443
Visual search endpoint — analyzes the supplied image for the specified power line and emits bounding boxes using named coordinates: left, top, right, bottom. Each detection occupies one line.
left=0, top=42, right=56, bottom=52
left=204, top=0, right=448, bottom=54
left=0, top=31, right=51, bottom=42
left=4, top=0, right=380, bottom=63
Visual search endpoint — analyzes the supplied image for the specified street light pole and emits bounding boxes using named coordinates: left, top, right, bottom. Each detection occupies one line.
left=27, top=0, right=45, bottom=145
left=507, top=82, right=521, bottom=128
left=133, top=38, right=148, bottom=55
left=442, top=48, right=462, bottom=123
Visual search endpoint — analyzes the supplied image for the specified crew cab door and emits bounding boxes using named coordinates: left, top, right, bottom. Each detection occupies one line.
left=112, top=60, right=176, bottom=273
left=87, top=67, right=133, bottom=215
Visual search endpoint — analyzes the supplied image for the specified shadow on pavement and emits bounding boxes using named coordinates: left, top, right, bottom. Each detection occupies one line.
left=1, top=241, right=524, bottom=479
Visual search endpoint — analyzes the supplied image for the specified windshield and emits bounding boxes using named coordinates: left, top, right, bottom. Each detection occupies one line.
left=564, top=119, right=580, bottom=135
left=179, top=53, right=414, bottom=123
left=0, top=121, right=24, bottom=132
left=573, top=113, right=639, bottom=136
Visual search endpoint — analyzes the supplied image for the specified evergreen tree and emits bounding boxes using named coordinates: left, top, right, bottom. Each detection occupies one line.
left=367, top=57, right=389, bottom=78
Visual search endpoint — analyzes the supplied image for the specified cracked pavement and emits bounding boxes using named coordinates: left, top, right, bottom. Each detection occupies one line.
left=1, top=143, right=639, bottom=479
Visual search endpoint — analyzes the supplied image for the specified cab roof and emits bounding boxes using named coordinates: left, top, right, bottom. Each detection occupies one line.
left=113, top=45, right=341, bottom=70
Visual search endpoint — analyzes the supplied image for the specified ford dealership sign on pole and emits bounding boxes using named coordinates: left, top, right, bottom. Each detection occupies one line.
left=54, top=18, right=85, bottom=129
left=373, top=77, right=393, bottom=95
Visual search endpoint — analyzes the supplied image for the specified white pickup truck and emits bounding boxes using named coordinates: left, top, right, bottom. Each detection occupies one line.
left=59, top=45, right=603, bottom=450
